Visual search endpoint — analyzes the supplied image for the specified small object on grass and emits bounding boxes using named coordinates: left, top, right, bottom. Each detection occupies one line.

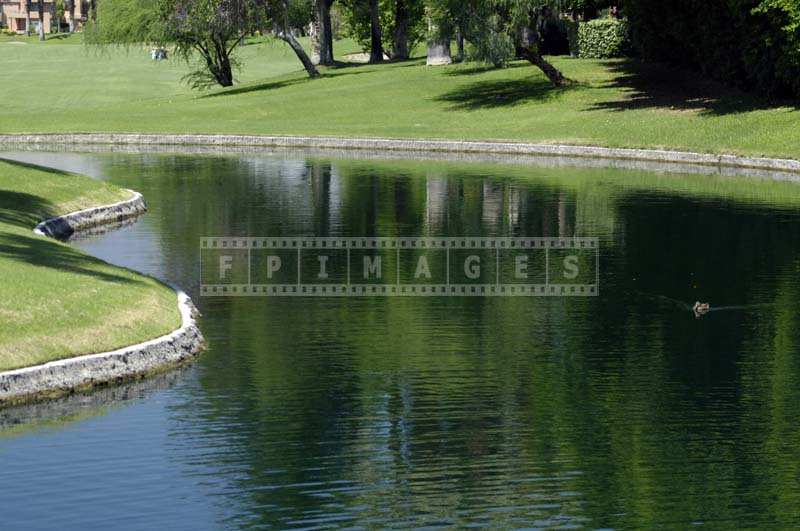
left=151, top=48, right=168, bottom=61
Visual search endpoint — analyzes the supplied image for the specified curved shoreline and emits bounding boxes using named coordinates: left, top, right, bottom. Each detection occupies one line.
left=2, top=133, right=800, bottom=174
left=0, top=190, right=205, bottom=406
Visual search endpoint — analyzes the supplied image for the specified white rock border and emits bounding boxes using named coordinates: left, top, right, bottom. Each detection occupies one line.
left=0, top=190, right=205, bottom=406
left=2, top=133, right=800, bottom=174
left=34, top=189, right=147, bottom=240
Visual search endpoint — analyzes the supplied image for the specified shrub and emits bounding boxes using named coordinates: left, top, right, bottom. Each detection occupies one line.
left=578, top=18, right=630, bottom=59
left=623, top=0, right=800, bottom=99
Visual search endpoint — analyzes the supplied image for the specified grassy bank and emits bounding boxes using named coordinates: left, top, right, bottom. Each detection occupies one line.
left=1, top=36, right=799, bottom=159
left=0, top=158, right=180, bottom=371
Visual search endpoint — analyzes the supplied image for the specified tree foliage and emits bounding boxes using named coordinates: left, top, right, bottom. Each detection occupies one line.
left=341, top=0, right=426, bottom=59
left=624, top=0, right=800, bottom=98
left=86, top=0, right=253, bottom=88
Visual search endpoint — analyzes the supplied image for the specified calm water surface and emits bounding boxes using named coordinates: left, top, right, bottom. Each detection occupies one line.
left=2, top=150, right=800, bottom=529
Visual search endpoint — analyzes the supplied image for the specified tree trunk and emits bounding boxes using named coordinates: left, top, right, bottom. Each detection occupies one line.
left=392, top=0, right=409, bottom=60
left=455, top=26, right=464, bottom=62
left=426, top=16, right=450, bottom=66
left=25, top=0, right=31, bottom=36
left=517, top=46, right=569, bottom=86
left=37, top=0, right=45, bottom=40
left=426, top=39, right=451, bottom=65
left=218, top=57, right=233, bottom=87
left=369, top=0, right=383, bottom=63
left=68, top=0, right=75, bottom=33
left=315, top=0, right=334, bottom=66
left=309, top=18, right=321, bottom=64
left=278, top=30, right=321, bottom=78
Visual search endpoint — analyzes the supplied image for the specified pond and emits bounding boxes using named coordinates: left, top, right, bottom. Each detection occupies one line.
left=1, top=149, right=800, bottom=528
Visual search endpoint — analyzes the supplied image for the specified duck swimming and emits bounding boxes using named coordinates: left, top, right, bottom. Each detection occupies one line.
left=637, top=291, right=774, bottom=319
left=692, top=302, right=711, bottom=318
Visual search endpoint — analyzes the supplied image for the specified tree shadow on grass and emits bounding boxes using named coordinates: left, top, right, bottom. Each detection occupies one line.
left=201, top=61, right=387, bottom=98
left=436, top=78, right=574, bottom=111
left=445, top=63, right=528, bottom=77
left=0, top=232, right=141, bottom=285
left=0, top=191, right=55, bottom=230
left=201, top=77, right=309, bottom=98
left=0, top=166, right=141, bottom=285
left=0, top=159, right=77, bottom=229
left=45, top=34, right=72, bottom=42
left=586, top=60, right=800, bottom=116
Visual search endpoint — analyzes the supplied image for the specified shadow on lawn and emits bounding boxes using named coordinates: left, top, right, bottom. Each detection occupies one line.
left=587, top=60, right=800, bottom=116
left=445, top=63, right=527, bottom=77
left=0, top=163, right=141, bottom=285
left=0, top=191, right=54, bottom=229
left=201, top=77, right=309, bottom=98
left=0, top=231, right=141, bottom=285
left=202, top=60, right=390, bottom=98
left=436, top=78, right=574, bottom=110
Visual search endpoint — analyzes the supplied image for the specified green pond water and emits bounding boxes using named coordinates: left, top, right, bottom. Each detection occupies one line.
left=1, top=150, right=800, bottom=528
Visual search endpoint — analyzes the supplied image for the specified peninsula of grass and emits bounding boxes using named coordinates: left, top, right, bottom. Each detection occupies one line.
left=0, top=158, right=181, bottom=372
left=1, top=35, right=799, bottom=160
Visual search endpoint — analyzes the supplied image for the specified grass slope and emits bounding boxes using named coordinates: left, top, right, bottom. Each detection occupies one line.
left=0, top=158, right=180, bottom=371
left=1, top=35, right=799, bottom=159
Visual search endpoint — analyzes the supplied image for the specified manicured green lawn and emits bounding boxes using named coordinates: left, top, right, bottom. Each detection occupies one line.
left=0, top=158, right=180, bottom=371
left=1, top=35, right=798, bottom=159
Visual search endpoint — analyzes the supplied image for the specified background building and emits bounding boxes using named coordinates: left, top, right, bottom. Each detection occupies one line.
left=1, top=0, right=87, bottom=34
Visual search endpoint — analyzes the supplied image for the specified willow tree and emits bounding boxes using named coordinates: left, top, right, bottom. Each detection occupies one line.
left=86, top=0, right=318, bottom=88
left=86, top=0, right=251, bottom=87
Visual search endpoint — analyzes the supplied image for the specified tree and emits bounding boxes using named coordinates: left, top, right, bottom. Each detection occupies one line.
left=342, top=0, right=424, bottom=60
left=315, top=0, right=335, bottom=65
left=269, top=0, right=321, bottom=77
left=392, top=0, right=425, bottom=59
left=425, top=11, right=451, bottom=65
left=25, top=0, right=32, bottom=36
left=86, top=0, right=251, bottom=87
left=66, top=0, right=76, bottom=32
left=37, top=0, right=46, bottom=40
left=162, top=0, right=252, bottom=87
left=87, top=0, right=319, bottom=89
left=424, top=0, right=467, bottom=65
left=368, top=0, right=383, bottom=61
left=429, top=0, right=570, bottom=86
left=624, top=0, right=800, bottom=98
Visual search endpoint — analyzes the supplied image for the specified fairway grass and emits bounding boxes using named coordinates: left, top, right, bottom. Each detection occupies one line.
left=1, top=37, right=799, bottom=160
left=0, top=159, right=181, bottom=372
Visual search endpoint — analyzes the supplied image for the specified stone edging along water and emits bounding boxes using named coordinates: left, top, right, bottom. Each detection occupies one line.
left=3, top=133, right=800, bottom=174
left=0, top=190, right=205, bottom=406
left=34, top=189, right=148, bottom=240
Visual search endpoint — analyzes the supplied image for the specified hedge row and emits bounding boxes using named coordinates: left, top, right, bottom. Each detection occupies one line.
left=577, top=18, right=630, bottom=59
left=623, top=0, right=800, bottom=98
